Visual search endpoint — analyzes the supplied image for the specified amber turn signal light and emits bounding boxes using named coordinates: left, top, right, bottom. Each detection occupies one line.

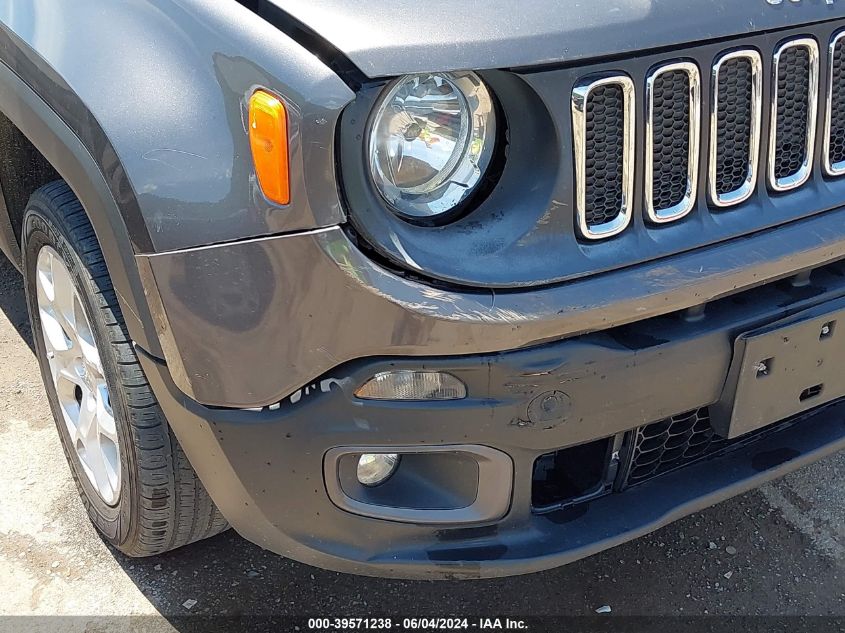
left=249, top=90, right=290, bottom=205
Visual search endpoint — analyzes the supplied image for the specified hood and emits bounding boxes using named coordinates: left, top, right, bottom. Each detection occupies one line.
left=265, top=0, right=844, bottom=78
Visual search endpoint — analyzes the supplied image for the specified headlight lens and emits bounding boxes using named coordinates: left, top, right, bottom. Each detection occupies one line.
left=368, top=71, right=497, bottom=221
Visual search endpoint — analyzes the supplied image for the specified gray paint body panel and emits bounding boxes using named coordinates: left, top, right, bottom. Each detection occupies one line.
left=143, top=203, right=845, bottom=407
left=266, top=0, right=845, bottom=77
left=140, top=322, right=845, bottom=578
left=0, top=0, right=353, bottom=363
left=0, top=57, right=162, bottom=355
left=0, top=0, right=353, bottom=254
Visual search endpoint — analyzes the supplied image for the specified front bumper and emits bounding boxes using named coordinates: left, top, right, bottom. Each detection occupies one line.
left=139, top=205, right=845, bottom=409
left=138, top=256, right=845, bottom=577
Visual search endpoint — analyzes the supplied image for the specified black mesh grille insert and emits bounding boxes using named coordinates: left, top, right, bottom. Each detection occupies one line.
left=651, top=70, right=691, bottom=211
left=624, top=406, right=809, bottom=487
left=584, top=85, right=625, bottom=227
left=829, top=37, right=845, bottom=168
left=716, top=58, right=754, bottom=196
left=774, top=46, right=811, bottom=181
left=626, top=408, right=721, bottom=485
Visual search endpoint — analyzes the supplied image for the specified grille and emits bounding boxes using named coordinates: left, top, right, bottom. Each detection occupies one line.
left=716, top=61, right=752, bottom=194
left=825, top=32, right=845, bottom=175
left=645, top=63, right=700, bottom=222
left=586, top=86, right=625, bottom=226
left=710, top=51, right=762, bottom=206
left=769, top=38, right=819, bottom=191
left=572, top=75, right=634, bottom=239
left=625, top=408, right=722, bottom=485
left=623, top=405, right=809, bottom=487
left=774, top=48, right=810, bottom=178
left=572, top=33, right=836, bottom=240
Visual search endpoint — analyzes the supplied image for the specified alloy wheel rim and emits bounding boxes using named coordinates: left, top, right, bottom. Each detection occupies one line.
left=36, top=246, right=121, bottom=505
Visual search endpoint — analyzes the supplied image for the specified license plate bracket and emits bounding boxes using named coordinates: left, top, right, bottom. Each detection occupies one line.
left=712, top=298, right=845, bottom=439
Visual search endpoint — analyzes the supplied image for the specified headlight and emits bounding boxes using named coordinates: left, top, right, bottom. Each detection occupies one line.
left=367, top=71, right=497, bottom=221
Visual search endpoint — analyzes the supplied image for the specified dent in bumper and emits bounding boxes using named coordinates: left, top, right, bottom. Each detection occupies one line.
left=139, top=208, right=845, bottom=408
left=138, top=342, right=845, bottom=580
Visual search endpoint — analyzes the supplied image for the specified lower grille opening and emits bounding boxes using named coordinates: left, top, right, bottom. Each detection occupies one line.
left=532, top=438, right=612, bottom=511
left=625, top=408, right=721, bottom=485
left=530, top=403, right=834, bottom=513
left=623, top=405, right=808, bottom=487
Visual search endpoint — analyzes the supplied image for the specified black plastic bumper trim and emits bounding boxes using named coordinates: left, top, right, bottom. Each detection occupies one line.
left=139, top=343, right=845, bottom=579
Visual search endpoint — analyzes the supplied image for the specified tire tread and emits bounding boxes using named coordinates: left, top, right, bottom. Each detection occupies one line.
left=25, top=181, right=227, bottom=557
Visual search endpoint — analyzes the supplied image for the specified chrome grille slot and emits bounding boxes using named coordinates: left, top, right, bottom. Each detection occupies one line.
left=768, top=38, right=819, bottom=192
left=709, top=50, right=763, bottom=207
left=566, top=32, right=836, bottom=244
left=824, top=30, right=845, bottom=176
left=572, top=75, right=635, bottom=239
left=645, top=62, right=701, bottom=223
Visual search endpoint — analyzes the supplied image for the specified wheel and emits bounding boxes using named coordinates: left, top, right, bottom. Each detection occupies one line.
left=23, top=180, right=228, bottom=556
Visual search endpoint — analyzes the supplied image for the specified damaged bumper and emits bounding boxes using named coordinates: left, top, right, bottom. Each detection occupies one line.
left=133, top=210, right=845, bottom=578
left=138, top=318, right=845, bottom=578
left=139, top=205, right=845, bottom=409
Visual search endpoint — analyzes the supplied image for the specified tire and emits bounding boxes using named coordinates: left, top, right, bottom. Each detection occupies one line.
left=23, top=180, right=228, bottom=556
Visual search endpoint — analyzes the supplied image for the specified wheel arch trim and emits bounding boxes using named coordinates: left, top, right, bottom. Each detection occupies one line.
left=0, top=58, right=162, bottom=357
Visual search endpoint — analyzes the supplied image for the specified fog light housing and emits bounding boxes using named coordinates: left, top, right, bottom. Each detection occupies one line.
left=356, top=453, right=400, bottom=487
left=354, top=370, right=467, bottom=401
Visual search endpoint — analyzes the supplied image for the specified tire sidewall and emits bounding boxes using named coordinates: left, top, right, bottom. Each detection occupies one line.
left=22, top=201, right=137, bottom=546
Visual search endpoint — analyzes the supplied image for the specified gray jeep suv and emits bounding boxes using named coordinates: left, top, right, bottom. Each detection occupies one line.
left=1, top=0, right=845, bottom=579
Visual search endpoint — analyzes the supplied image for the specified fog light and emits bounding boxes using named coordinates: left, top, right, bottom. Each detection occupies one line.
left=356, top=453, right=400, bottom=487
left=354, top=371, right=467, bottom=401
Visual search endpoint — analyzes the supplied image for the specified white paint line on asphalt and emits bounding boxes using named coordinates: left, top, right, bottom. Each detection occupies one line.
left=760, top=482, right=845, bottom=564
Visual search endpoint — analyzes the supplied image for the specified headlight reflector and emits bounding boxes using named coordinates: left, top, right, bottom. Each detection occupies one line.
left=368, top=71, right=497, bottom=220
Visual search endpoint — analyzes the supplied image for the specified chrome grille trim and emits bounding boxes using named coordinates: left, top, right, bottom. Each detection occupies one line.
left=768, top=37, right=820, bottom=192
left=645, top=61, right=701, bottom=223
left=571, top=74, right=636, bottom=240
left=824, top=30, right=845, bottom=177
left=708, top=49, right=763, bottom=207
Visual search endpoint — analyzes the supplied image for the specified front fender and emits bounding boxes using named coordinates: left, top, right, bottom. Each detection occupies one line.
left=0, top=57, right=161, bottom=354
left=0, top=0, right=354, bottom=254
